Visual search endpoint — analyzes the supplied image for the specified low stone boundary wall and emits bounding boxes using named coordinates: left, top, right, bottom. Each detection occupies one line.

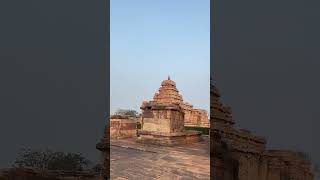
left=110, top=118, right=137, bottom=139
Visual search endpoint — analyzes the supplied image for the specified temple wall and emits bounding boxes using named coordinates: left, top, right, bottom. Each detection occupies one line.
left=142, top=109, right=184, bottom=133
left=110, top=118, right=137, bottom=139
left=182, top=104, right=209, bottom=127
left=143, top=117, right=171, bottom=133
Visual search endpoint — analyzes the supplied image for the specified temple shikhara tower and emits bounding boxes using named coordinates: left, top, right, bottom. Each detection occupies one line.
left=152, top=76, right=210, bottom=127
left=211, top=78, right=314, bottom=180
left=137, top=77, right=206, bottom=145
left=152, top=76, right=183, bottom=104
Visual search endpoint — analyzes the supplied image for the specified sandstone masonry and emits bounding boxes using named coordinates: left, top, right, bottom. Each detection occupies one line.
left=109, top=115, right=137, bottom=139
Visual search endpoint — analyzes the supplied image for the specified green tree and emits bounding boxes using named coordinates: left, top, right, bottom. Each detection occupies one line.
left=115, top=109, right=138, bottom=117
left=13, top=148, right=91, bottom=171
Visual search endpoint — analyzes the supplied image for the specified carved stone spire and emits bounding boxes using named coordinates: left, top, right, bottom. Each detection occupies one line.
left=153, top=77, right=183, bottom=104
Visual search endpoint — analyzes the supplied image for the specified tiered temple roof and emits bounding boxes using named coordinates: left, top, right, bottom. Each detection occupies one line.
left=153, top=76, right=183, bottom=105
left=148, top=76, right=209, bottom=127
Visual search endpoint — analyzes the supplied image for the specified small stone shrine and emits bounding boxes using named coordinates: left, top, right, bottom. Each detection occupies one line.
left=137, top=77, right=202, bottom=146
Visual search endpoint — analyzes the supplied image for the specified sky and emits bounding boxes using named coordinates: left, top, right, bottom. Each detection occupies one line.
left=110, top=0, right=210, bottom=114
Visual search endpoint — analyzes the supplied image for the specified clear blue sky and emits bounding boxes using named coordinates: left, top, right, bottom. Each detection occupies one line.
left=110, top=0, right=210, bottom=114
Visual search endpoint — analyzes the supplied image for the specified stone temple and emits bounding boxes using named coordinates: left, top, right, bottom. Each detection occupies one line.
left=152, top=76, right=210, bottom=128
left=137, top=77, right=204, bottom=145
left=211, top=78, right=314, bottom=180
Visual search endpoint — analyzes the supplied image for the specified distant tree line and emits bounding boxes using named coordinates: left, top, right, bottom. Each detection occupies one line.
left=114, top=109, right=139, bottom=117
left=13, top=148, right=102, bottom=173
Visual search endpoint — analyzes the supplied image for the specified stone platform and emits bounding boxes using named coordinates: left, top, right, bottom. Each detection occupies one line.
left=137, top=130, right=202, bottom=146
left=110, top=136, right=210, bottom=180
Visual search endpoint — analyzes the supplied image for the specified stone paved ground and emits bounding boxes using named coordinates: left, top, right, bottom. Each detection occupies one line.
left=110, top=136, right=210, bottom=180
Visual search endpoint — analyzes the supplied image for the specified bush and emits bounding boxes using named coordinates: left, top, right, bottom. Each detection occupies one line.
left=137, top=122, right=142, bottom=129
left=114, top=109, right=138, bottom=117
left=13, top=148, right=91, bottom=171
left=184, top=126, right=209, bottom=135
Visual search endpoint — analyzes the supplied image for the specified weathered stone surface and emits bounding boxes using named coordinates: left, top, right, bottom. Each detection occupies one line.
left=182, top=103, right=210, bottom=128
left=110, top=116, right=137, bottom=139
left=211, top=78, right=314, bottom=180
left=137, top=130, right=202, bottom=146
left=110, top=137, right=210, bottom=179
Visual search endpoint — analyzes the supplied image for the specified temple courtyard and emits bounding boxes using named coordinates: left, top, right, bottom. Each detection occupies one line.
left=110, top=136, right=210, bottom=180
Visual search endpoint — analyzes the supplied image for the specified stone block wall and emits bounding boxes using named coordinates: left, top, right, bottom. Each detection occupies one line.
left=140, top=103, right=185, bottom=133
left=110, top=116, right=137, bottom=139
left=183, top=104, right=210, bottom=128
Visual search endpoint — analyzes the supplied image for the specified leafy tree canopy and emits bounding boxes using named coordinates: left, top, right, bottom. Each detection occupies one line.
left=13, top=148, right=91, bottom=171
left=114, top=109, right=139, bottom=117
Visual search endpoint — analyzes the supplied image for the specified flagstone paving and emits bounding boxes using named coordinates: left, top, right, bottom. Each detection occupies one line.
left=110, top=136, right=210, bottom=180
